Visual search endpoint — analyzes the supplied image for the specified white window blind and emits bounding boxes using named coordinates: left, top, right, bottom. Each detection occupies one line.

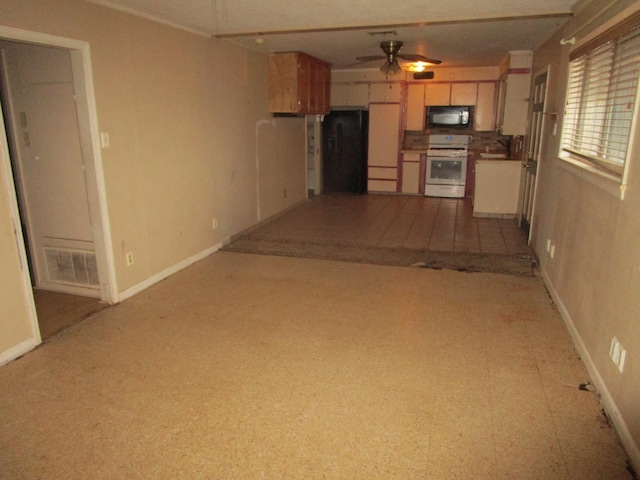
left=561, top=17, right=640, bottom=176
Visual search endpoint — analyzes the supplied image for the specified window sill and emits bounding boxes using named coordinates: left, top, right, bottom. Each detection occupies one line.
left=558, top=155, right=627, bottom=200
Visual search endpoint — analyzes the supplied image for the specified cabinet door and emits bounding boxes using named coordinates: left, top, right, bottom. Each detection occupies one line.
left=331, top=83, right=369, bottom=107
left=451, top=83, right=477, bottom=105
left=268, top=53, right=299, bottom=113
left=402, top=153, right=421, bottom=194
left=347, top=84, right=369, bottom=107
left=369, top=83, right=401, bottom=102
left=297, top=56, right=311, bottom=113
left=406, top=84, right=425, bottom=130
left=330, top=84, right=347, bottom=106
left=320, top=64, right=331, bottom=112
left=424, top=83, right=451, bottom=105
left=309, top=62, right=330, bottom=113
left=501, top=73, right=531, bottom=135
left=475, top=82, right=497, bottom=131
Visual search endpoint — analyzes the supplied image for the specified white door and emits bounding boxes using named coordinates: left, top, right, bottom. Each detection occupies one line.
left=1, top=42, right=99, bottom=296
left=520, top=69, right=548, bottom=238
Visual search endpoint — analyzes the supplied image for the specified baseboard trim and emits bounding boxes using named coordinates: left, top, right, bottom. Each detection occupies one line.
left=118, top=241, right=225, bottom=302
left=0, top=337, right=40, bottom=366
left=118, top=200, right=310, bottom=303
left=541, top=267, right=640, bottom=473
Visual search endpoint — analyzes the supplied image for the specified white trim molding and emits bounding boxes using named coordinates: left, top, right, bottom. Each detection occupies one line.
left=0, top=338, right=40, bottom=367
left=118, top=242, right=226, bottom=302
left=0, top=26, right=119, bottom=305
left=541, top=267, right=640, bottom=474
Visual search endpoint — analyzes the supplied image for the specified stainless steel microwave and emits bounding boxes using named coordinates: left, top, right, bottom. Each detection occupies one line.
left=426, top=106, right=472, bottom=128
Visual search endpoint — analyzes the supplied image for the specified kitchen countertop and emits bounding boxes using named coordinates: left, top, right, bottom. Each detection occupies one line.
left=470, top=150, right=520, bottom=161
left=475, top=158, right=521, bottom=163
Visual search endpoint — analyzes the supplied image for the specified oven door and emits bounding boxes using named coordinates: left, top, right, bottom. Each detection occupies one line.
left=426, top=156, right=467, bottom=185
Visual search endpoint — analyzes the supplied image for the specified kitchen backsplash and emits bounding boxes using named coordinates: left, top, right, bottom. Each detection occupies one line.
left=403, top=127, right=519, bottom=156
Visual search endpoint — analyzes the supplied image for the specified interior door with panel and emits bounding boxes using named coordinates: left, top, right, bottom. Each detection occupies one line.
left=520, top=69, right=548, bottom=238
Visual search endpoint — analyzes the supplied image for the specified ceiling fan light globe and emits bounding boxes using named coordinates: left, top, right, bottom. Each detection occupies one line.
left=380, top=60, right=402, bottom=75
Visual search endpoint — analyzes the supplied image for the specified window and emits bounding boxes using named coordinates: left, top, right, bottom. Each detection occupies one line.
left=560, top=13, right=640, bottom=178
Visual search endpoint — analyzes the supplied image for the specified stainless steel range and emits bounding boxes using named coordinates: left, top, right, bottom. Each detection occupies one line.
left=425, top=134, right=470, bottom=198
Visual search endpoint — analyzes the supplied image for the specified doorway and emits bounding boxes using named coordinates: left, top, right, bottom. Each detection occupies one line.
left=0, top=29, right=117, bottom=341
left=520, top=68, right=549, bottom=238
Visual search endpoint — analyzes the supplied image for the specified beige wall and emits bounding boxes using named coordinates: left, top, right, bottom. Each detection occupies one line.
left=531, top=0, right=640, bottom=465
left=0, top=0, right=306, bottom=361
left=256, top=117, right=307, bottom=220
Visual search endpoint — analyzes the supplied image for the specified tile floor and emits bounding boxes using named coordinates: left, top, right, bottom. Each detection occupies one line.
left=0, top=248, right=633, bottom=478
left=250, top=194, right=531, bottom=255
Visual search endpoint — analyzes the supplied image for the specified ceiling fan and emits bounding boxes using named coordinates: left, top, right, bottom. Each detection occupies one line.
left=355, top=40, right=442, bottom=75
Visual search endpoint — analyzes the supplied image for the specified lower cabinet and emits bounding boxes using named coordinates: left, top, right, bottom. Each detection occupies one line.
left=402, top=153, right=421, bottom=194
left=473, top=160, right=522, bottom=217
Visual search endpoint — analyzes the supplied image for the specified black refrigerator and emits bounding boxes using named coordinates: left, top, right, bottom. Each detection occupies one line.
left=322, top=110, right=369, bottom=194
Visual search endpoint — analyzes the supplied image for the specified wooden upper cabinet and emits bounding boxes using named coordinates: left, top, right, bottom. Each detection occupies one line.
left=268, top=52, right=331, bottom=115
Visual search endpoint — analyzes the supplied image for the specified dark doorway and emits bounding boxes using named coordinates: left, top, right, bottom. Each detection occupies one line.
left=322, top=110, right=368, bottom=194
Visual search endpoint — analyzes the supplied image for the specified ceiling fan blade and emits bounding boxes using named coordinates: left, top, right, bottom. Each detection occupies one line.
left=345, top=57, right=385, bottom=68
left=354, top=55, right=386, bottom=62
left=397, top=54, right=442, bottom=65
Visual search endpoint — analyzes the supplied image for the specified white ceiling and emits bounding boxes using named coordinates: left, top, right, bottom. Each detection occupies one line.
left=88, top=0, right=579, bottom=69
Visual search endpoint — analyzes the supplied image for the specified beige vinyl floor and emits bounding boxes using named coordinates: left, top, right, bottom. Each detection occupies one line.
left=2, top=195, right=633, bottom=478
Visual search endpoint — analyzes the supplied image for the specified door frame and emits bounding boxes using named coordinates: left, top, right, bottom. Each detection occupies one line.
left=0, top=26, right=118, bottom=308
left=519, top=65, right=550, bottom=243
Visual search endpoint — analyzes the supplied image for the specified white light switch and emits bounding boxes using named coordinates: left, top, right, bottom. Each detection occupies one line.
left=100, top=132, right=110, bottom=148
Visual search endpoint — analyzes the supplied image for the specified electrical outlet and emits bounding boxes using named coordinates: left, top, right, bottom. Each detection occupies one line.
left=610, top=337, right=627, bottom=373
left=550, top=244, right=556, bottom=258
left=125, top=251, right=134, bottom=266
left=212, top=218, right=218, bottom=230
left=546, top=239, right=551, bottom=252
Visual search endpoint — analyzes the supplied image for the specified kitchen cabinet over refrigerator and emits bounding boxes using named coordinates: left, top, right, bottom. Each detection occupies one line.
left=268, top=52, right=331, bottom=115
